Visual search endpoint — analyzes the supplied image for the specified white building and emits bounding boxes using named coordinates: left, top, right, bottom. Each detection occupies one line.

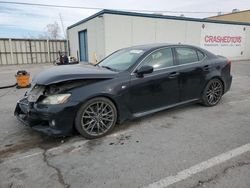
left=67, top=9, right=250, bottom=63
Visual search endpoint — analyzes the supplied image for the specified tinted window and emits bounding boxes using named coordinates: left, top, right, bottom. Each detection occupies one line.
left=175, top=48, right=199, bottom=65
left=197, top=50, right=205, bottom=61
left=139, top=48, right=174, bottom=70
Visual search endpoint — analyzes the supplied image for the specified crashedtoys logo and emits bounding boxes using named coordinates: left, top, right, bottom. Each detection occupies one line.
left=200, top=24, right=246, bottom=57
left=204, top=35, right=242, bottom=44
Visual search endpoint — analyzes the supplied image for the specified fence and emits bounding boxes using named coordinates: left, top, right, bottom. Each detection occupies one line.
left=0, top=38, right=67, bottom=65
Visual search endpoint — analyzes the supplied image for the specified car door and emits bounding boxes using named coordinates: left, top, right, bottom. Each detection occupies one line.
left=128, top=47, right=180, bottom=114
left=174, top=47, right=207, bottom=101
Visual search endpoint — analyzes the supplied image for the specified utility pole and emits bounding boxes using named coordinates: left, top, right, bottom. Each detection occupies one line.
left=59, top=13, right=66, bottom=39
left=59, top=13, right=69, bottom=55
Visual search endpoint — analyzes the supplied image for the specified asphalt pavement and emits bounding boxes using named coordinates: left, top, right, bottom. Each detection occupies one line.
left=0, top=61, right=249, bottom=188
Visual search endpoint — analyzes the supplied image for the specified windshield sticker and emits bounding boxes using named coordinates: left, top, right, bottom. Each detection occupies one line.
left=130, top=50, right=144, bottom=54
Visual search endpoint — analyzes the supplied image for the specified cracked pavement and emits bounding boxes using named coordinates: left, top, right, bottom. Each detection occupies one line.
left=0, top=61, right=250, bottom=188
left=41, top=146, right=70, bottom=188
left=190, top=157, right=250, bottom=188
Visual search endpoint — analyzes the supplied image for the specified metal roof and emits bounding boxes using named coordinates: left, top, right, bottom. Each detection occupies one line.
left=208, top=9, right=250, bottom=19
left=67, top=9, right=250, bottom=30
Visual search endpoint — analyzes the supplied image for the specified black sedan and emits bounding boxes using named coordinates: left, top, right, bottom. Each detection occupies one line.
left=15, top=44, right=232, bottom=139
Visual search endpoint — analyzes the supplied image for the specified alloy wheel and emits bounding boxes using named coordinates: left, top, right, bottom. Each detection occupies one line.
left=81, top=101, right=115, bottom=136
left=206, top=80, right=223, bottom=105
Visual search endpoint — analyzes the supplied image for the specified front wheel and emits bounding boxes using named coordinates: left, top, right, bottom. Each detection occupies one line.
left=201, top=78, right=223, bottom=107
left=75, top=97, right=117, bottom=139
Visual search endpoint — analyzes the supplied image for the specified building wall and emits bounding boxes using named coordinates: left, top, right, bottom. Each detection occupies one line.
left=104, top=14, right=199, bottom=55
left=103, top=14, right=250, bottom=60
left=200, top=23, right=248, bottom=60
left=67, top=16, right=105, bottom=64
left=104, top=14, right=203, bottom=55
left=245, top=28, right=250, bottom=59
left=68, top=13, right=250, bottom=63
left=208, top=10, right=250, bottom=23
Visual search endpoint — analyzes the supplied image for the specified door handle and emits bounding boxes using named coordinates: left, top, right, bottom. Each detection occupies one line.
left=203, top=65, right=210, bottom=71
left=168, top=72, right=179, bottom=79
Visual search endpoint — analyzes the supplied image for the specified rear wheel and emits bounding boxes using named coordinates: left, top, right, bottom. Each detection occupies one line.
left=201, top=78, right=223, bottom=107
left=75, top=97, right=117, bottom=139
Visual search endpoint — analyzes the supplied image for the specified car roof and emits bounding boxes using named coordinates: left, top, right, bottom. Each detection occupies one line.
left=124, top=43, right=198, bottom=51
left=122, top=43, right=216, bottom=58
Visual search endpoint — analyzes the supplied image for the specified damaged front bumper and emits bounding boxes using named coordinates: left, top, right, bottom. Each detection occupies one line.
left=14, top=97, right=79, bottom=136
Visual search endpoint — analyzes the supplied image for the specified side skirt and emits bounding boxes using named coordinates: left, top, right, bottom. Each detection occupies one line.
left=133, top=99, right=199, bottom=118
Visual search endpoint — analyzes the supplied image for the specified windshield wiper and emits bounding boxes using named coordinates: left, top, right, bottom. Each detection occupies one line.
left=101, top=66, right=118, bottom=72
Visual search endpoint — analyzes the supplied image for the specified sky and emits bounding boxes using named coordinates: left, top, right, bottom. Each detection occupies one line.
left=0, top=0, right=249, bottom=39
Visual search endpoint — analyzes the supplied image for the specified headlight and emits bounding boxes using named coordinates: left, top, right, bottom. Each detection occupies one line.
left=40, top=94, right=71, bottom=105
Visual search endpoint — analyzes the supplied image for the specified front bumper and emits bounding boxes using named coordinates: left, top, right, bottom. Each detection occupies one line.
left=14, top=97, right=79, bottom=136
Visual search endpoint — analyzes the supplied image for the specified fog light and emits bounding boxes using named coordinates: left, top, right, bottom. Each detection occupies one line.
left=50, top=120, right=56, bottom=127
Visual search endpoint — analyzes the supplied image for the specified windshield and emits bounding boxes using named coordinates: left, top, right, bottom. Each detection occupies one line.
left=98, top=49, right=145, bottom=71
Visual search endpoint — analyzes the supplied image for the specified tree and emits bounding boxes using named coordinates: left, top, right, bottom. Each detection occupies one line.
left=46, top=21, right=61, bottom=39
left=38, top=32, right=49, bottom=39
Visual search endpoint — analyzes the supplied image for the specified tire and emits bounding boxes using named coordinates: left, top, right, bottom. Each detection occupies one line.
left=75, top=97, right=117, bottom=139
left=201, top=78, right=223, bottom=107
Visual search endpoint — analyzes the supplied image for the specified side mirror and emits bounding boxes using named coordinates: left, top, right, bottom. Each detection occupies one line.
left=136, top=65, right=153, bottom=77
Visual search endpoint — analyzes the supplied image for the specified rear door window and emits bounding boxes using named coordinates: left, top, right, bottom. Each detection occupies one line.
left=175, top=47, right=199, bottom=65
left=197, top=50, right=205, bottom=61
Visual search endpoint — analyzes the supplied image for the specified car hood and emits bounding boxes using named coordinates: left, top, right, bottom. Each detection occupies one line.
left=33, top=64, right=118, bottom=85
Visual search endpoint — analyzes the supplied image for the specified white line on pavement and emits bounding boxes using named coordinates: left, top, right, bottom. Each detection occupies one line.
left=145, top=143, right=250, bottom=188
left=15, top=152, right=42, bottom=160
